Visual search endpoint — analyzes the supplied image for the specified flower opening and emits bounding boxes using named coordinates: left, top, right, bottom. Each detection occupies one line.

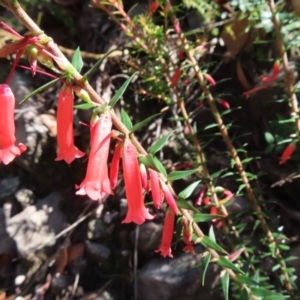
left=76, top=113, right=113, bottom=200
left=155, top=209, right=175, bottom=258
left=122, top=140, right=154, bottom=224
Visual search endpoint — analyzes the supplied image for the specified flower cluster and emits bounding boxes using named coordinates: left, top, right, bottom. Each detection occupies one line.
left=0, top=21, right=181, bottom=258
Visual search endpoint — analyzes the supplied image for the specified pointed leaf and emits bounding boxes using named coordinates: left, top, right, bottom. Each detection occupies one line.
left=20, top=78, right=60, bottom=104
left=71, top=47, right=83, bottom=72
left=139, top=154, right=157, bottom=170
left=263, top=296, right=288, bottom=300
left=121, top=109, right=133, bottom=130
left=109, top=73, right=137, bottom=107
left=149, top=130, right=175, bottom=155
left=153, top=156, right=167, bottom=177
left=131, top=113, right=161, bottom=133
left=209, top=225, right=216, bottom=242
left=201, top=252, right=211, bottom=286
left=200, top=236, right=227, bottom=254
left=265, top=132, right=274, bottom=144
left=177, top=198, right=199, bottom=212
left=239, top=288, right=251, bottom=300
left=167, top=169, right=197, bottom=182
left=83, top=48, right=117, bottom=81
left=221, top=271, right=229, bottom=300
left=178, top=180, right=201, bottom=200
left=236, top=275, right=259, bottom=286
left=193, top=213, right=224, bottom=222
left=217, top=257, right=244, bottom=274
left=251, top=288, right=286, bottom=298
left=74, top=103, right=95, bottom=110
left=252, top=270, right=260, bottom=285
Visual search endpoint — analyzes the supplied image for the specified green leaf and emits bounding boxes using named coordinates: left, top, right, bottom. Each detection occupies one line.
left=74, top=103, right=95, bottom=110
left=239, top=288, right=251, bottom=300
left=131, top=113, right=161, bottom=133
left=263, top=296, right=289, bottom=300
left=139, top=154, right=157, bottom=170
left=19, top=78, right=60, bottom=104
left=178, top=180, right=201, bottom=200
left=209, top=225, right=216, bottom=242
left=217, top=257, right=244, bottom=274
left=193, top=213, right=223, bottom=222
left=121, top=109, right=133, bottom=130
left=71, top=47, right=83, bottom=72
left=153, top=156, right=167, bottom=177
left=167, top=169, right=197, bottom=182
left=109, top=73, right=137, bottom=107
left=149, top=131, right=175, bottom=155
left=200, top=236, right=227, bottom=254
left=221, top=271, right=229, bottom=300
left=201, top=252, right=211, bottom=286
left=177, top=198, right=199, bottom=212
left=236, top=275, right=259, bottom=286
left=265, top=132, right=275, bottom=144
left=83, top=48, right=117, bottom=81
left=251, top=288, right=287, bottom=299
left=252, top=270, right=260, bottom=284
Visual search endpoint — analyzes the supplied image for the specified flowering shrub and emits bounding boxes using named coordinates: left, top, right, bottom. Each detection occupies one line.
left=0, top=0, right=299, bottom=298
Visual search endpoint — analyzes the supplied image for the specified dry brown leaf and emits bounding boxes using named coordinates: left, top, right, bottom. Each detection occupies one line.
left=55, top=248, right=68, bottom=274
left=221, top=15, right=251, bottom=61
left=67, top=243, right=84, bottom=264
left=236, top=59, right=252, bottom=90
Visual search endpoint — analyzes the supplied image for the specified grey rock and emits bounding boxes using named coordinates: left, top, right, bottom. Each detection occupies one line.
left=130, top=222, right=162, bottom=253
left=51, top=274, right=73, bottom=295
left=138, top=247, right=220, bottom=300
left=85, top=241, right=111, bottom=262
left=14, top=188, right=35, bottom=209
left=0, top=208, right=16, bottom=255
left=87, top=219, right=106, bottom=240
left=5, top=193, right=66, bottom=260
left=0, top=177, right=20, bottom=199
left=10, top=71, right=49, bottom=170
left=227, top=196, right=250, bottom=214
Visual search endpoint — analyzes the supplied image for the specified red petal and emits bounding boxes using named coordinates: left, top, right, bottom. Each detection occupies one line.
left=279, top=143, right=296, bottom=165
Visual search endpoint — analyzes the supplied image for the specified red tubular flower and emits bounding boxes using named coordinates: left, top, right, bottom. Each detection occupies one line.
left=173, top=20, right=181, bottom=35
left=122, top=140, right=154, bottom=224
left=171, top=68, right=182, bottom=86
left=55, top=85, right=85, bottom=164
left=110, top=143, right=122, bottom=190
left=76, top=113, right=113, bottom=200
left=149, top=169, right=163, bottom=208
left=262, top=60, right=280, bottom=83
left=182, top=217, right=196, bottom=255
left=204, top=73, right=216, bottom=86
left=0, top=84, right=26, bottom=165
left=149, top=0, right=159, bottom=13
left=217, top=99, right=230, bottom=109
left=279, top=143, right=296, bottom=165
left=161, top=182, right=178, bottom=215
left=156, top=209, right=175, bottom=258
left=140, top=163, right=149, bottom=192
left=195, top=184, right=207, bottom=206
